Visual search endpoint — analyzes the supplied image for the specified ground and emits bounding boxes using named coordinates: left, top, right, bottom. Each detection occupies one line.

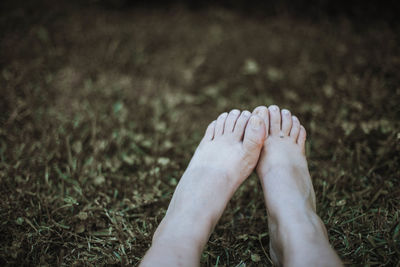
left=0, top=1, right=399, bottom=265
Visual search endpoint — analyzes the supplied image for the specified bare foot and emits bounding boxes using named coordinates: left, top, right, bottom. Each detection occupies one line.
left=254, top=105, right=316, bottom=218
left=253, top=105, right=342, bottom=267
left=141, top=110, right=266, bottom=266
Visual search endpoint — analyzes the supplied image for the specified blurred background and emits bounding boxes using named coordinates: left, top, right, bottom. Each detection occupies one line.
left=1, top=0, right=399, bottom=265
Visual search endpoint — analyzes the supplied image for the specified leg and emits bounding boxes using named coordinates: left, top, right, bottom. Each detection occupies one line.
left=253, top=105, right=342, bottom=267
left=140, top=110, right=266, bottom=267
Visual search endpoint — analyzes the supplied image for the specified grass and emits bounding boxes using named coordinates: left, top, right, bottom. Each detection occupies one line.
left=1, top=1, right=399, bottom=265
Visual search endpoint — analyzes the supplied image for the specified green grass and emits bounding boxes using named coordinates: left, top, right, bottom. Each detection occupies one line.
left=1, top=2, right=399, bottom=265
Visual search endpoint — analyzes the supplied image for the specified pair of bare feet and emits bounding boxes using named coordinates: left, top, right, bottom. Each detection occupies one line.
left=141, top=105, right=342, bottom=267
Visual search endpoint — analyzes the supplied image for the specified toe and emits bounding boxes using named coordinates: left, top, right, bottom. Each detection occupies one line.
left=224, top=109, right=241, bottom=133
left=242, top=115, right=266, bottom=153
left=297, top=125, right=307, bottom=153
left=252, top=106, right=269, bottom=137
left=268, top=105, right=281, bottom=136
left=281, top=109, right=292, bottom=136
left=202, top=120, right=216, bottom=142
left=214, top=112, right=228, bottom=137
left=290, top=116, right=301, bottom=141
left=233, top=110, right=252, bottom=140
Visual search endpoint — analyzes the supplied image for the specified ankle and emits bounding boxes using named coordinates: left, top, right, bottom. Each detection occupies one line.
left=268, top=196, right=319, bottom=226
left=269, top=207, right=328, bottom=249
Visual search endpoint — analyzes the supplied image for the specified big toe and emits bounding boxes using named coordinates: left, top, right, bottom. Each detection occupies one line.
left=268, top=105, right=281, bottom=136
left=252, top=106, right=269, bottom=136
left=242, top=115, right=266, bottom=155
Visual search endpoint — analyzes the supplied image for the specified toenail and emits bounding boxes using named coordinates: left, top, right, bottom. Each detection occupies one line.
left=231, top=109, right=240, bottom=115
left=255, top=107, right=266, bottom=115
left=243, top=111, right=251, bottom=117
left=282, top=109, right=289, bottom=115
left=250, top=116, right=262, bottom=130
left=270, top=106, right=278, bottom=111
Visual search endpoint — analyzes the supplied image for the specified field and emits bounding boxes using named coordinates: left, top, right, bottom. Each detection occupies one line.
left=1, top=1, right=399, bottom=265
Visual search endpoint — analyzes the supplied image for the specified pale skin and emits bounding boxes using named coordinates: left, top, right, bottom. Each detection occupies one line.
left=140, top=105, right=343, bottom=267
